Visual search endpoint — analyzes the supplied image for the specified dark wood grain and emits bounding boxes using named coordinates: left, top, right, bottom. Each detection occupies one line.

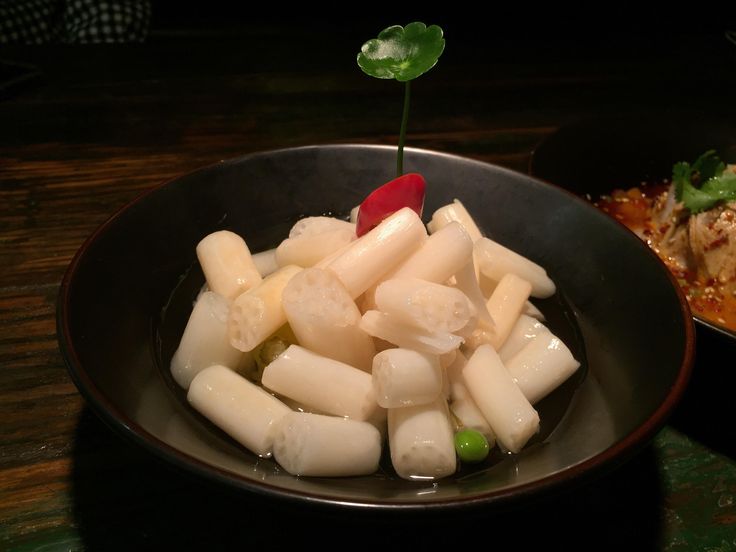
left=1, top=23, right=735, bottom=550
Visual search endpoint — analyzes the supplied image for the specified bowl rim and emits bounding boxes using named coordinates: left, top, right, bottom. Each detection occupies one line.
left=56, top=143, right=697, bottom=511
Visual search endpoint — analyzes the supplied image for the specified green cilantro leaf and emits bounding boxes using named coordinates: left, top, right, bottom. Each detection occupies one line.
left=672, top=161, right=691, bottom=201
left=691, top=150, right=725, bottom=182
left=673, top=150, right=736, bottom=213
left=680, top=180, right=720, bottom=213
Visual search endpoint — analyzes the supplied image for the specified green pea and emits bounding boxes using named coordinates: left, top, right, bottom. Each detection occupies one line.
left=454, top=429, right=490, bottom=463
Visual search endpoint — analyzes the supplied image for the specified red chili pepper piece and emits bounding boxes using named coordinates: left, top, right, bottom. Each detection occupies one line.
left=355, top=173, right=426, bottom=237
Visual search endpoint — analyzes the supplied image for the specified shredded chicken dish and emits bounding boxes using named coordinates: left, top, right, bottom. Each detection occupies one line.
left=596, top=163, right=736, bottom=333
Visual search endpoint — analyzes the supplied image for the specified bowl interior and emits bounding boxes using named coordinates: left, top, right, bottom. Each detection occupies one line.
left=529, top=112, right=736, bottom=340
left=58, top=145, right=693, bottom=509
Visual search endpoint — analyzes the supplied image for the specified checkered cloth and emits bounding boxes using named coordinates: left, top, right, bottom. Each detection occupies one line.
left=0, top=0, right=150, bottom=44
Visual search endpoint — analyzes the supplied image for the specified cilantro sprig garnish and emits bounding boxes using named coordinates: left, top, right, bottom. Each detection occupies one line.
left=357, top=22, right=445, bottom=176
left=673, top=150, right=736, bottom=213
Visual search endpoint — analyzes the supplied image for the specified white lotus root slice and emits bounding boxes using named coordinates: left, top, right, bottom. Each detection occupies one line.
left=374, top=278, right=475, bottom=334
left=505, top=333, right=580, bottom=405
left=273, top=412, right=382, bottom=477
left=444, top=351, right=496, bottom=443
left=462, top=344, right=539, bottom=453
left=451, top=261, right=494, bottom=351
left=523, top=300, right=545, bottom=321
left=485, top=273, right=533, bottom=350
left=497, top=314, right=551, bottom=363
left=327, top=207, right=427, bottom=299
left=281, top=267, right=375, bottom=371
left=261, top=344, right=379, bottom=421
left=474, top=237, right=555, bottom=299
left=371, top=348, right=443, bottom=408
left=170, top=291, right=244, bottom=389
left=427, top=199, right=484, bottom=243
left=360, top=221, right=474, bottom=311
left=388, top=396, right=457, bottom=481
left=359, top=310, right=464, bottom=355
left=196, top=230, right=263, bottom=300
left=228, top=265, right=302, bottom=352
left=392, top=221, right=474, bottom=283
left=453, top=261, right=494, bottom=331
left=276, top=217, right=357, bottom=268
left=251, top=248, right=279, bottom=277
left=187, top=365, right=291, bottom=458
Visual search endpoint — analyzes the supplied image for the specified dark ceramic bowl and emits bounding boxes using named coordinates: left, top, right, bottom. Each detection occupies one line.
left=58, top=144, right=694, bottom=511
left=529, top=113, right=736, bottom=340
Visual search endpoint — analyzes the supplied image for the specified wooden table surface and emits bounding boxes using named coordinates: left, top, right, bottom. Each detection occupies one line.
left=2, top=21, right=736, bottom=550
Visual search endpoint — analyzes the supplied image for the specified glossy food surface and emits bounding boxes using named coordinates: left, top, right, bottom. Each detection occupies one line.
left=58, top=145, right=694, bottom=509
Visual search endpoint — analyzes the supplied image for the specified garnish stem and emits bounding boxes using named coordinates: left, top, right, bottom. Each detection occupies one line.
left=397, top=80, right=411, bottom=176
